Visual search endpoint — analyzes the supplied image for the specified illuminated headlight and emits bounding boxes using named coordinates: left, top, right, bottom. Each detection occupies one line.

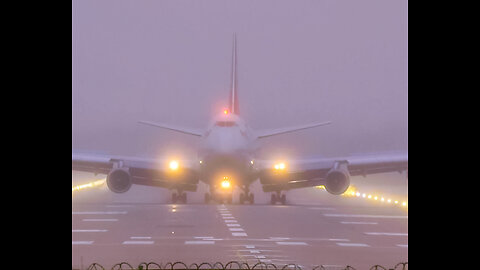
left=274, top=162, right=286, bottom=170
left=169, top=160, right=179, bottom=170
left=221, top=180, right=230, bottom=188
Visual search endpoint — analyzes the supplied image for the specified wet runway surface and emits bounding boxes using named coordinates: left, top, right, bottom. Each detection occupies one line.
left=72, top=185, right=407, bottom=270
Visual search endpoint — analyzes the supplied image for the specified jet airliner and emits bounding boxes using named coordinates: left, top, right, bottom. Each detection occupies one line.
left=72, top=35, right=408, bottom=204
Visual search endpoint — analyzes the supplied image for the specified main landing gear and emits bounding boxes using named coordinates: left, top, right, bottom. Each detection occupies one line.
left=270, top=191, right=286, bottom=205
left=172, top=191, right=187, bottom=204
left=239, top=186, right=254, bottom=204
left=239, top=192, right=254, bottom=204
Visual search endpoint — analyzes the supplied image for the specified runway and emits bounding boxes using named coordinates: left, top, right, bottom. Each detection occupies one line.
left=72, top=180, right=408, bottom=270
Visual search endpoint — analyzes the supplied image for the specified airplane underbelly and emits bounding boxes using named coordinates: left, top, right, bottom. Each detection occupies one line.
left=200, top=154, right=252, bottom=187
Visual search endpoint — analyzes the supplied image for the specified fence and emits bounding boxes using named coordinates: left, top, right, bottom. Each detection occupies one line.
left=81, top=261, right=408, bottom=270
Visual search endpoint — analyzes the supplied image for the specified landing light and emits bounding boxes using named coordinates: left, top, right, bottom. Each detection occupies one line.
left=223, top=109, right=229, bottom=115
left=169, top=160, right=179, bottom=170
left=274, top=162, right=286, bottom=170
left=221, top=178, right=231, bottom=189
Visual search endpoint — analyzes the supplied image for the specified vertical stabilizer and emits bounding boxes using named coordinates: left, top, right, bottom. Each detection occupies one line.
left=229, top=33, right=239, bottom=115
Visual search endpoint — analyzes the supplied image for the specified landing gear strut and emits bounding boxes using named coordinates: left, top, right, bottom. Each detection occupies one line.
left=270, top=191, right=286, bottom=205
left=239, top=186, right=254, bottom=204
left=172, top=191, right=187, bottom=204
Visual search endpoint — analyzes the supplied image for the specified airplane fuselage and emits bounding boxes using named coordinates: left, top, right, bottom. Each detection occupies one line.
left=198, top=113, right=258, bottom=191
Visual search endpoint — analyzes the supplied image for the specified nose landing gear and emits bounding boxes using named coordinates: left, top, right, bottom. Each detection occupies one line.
left=172, top=191, right=187, bottom=204
left=239, top=186, right=254, bottom=204
left=270, top=191, right=286, bottom=205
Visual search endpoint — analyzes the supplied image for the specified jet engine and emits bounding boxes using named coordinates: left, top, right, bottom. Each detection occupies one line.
left=106, top=168, right=132, bottom=193
left=324, top=164, right=350, bottom=195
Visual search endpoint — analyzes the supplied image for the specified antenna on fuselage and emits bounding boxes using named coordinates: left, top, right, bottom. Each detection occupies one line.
left=229, top=33, right=239, bottom=115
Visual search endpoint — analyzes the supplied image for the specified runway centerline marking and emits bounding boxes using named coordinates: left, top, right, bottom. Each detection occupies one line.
left=122, top=241, right=154, bottom=245
left=229, top=228, right=245, bottom=231
left=185, top=241, right=215, bottom=245
left=276, top=242, right=308, bottom=246
left=396, top=244, right=408, bottom=248
left=130, top=236, right=152, bottom=240
left=232, top=232, right=248, bottom=237
left=336, top=243, right=370, bottom=247
left=226, top=223, right=241, bottom=227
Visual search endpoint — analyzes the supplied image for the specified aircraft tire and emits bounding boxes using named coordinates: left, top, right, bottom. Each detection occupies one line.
left=280, top=194, right=286, bottom=205
left=270, top=194, right=277, bottom=205
left=239, top=193, right=245, bottom=204
left=172, top=193, right=178, bottom=203
left=204, top=193, right=210, bottom=204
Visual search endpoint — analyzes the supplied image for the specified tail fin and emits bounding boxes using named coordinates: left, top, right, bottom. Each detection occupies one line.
left=229, top=33, right=239, bottom=115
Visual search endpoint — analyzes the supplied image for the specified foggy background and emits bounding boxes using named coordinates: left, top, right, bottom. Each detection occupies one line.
left=72, top=0, right=407, bottom=203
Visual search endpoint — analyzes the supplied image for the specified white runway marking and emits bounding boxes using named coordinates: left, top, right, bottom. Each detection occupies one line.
left=72, top=229, right=108, bottom=232
left=245, top=245, right=255, bottom=249
left=336, top=243, right=370, bottom=247
left=130, top=236, right=152, bottom=240
left=396, top=244, right=408, bottom=248
left=328, top=239, right=350, bottom=242
left=364, top=232, right=408, bottom=236
left=221, top=213, right=232, bottom=216
left=232, top=232, right=248, bottom=237
left=222, top=216, right=235, bottom=219
left=194, top=236, right=214, bottom=239
left=229, top=228, right=245, bottom=231
left=72, top=211, right=127, bottom=215
left=72, top=241, right=93, bottom=245
left=82, top=219, right=118, bottom=222
left=270, top=237, right=290, bottom=240
left=226, top=223, right=240, bottom=227
left=185, top=241, right=215, bottom=245
left=225, top=220, right=238, bottom=223
left=341, top=221, right=378, bottom=225
left=276, top=242, right=308, bottom=246
left=122, top=241, right=154, bottom=245
left=324, top=214, right=408, bottom=219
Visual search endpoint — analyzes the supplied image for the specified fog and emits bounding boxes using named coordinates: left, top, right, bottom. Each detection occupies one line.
left=72, top=0, right=408, bottom=197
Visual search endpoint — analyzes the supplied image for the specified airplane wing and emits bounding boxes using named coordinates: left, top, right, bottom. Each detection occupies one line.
left=256, top=152, right=407, bottom=194
left=72, top=152, right=199, bottom=192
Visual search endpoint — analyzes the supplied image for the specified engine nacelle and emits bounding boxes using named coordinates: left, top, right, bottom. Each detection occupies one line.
left=325, top=164, right=350, bottom=195
left=106, top=168, right=132, bottom=193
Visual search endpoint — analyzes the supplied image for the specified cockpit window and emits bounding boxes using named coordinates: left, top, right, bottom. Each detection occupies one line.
left=215, top=121, right=236, bottom=127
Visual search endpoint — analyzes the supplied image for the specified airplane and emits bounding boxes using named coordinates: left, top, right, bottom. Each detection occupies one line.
left=72, top=35, right=408, bottom=205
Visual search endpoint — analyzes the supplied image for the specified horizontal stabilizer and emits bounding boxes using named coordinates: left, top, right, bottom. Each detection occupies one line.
left=256, top=121, right=332, bottom=139
left=138, top=120, right=203, bottom=137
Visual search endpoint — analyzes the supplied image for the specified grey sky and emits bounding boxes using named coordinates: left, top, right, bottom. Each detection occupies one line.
left=72, top=0, right=408, bottom=160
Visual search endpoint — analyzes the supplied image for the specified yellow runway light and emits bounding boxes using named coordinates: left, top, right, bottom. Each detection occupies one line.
left=339, top=184, right=407, bottom=210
